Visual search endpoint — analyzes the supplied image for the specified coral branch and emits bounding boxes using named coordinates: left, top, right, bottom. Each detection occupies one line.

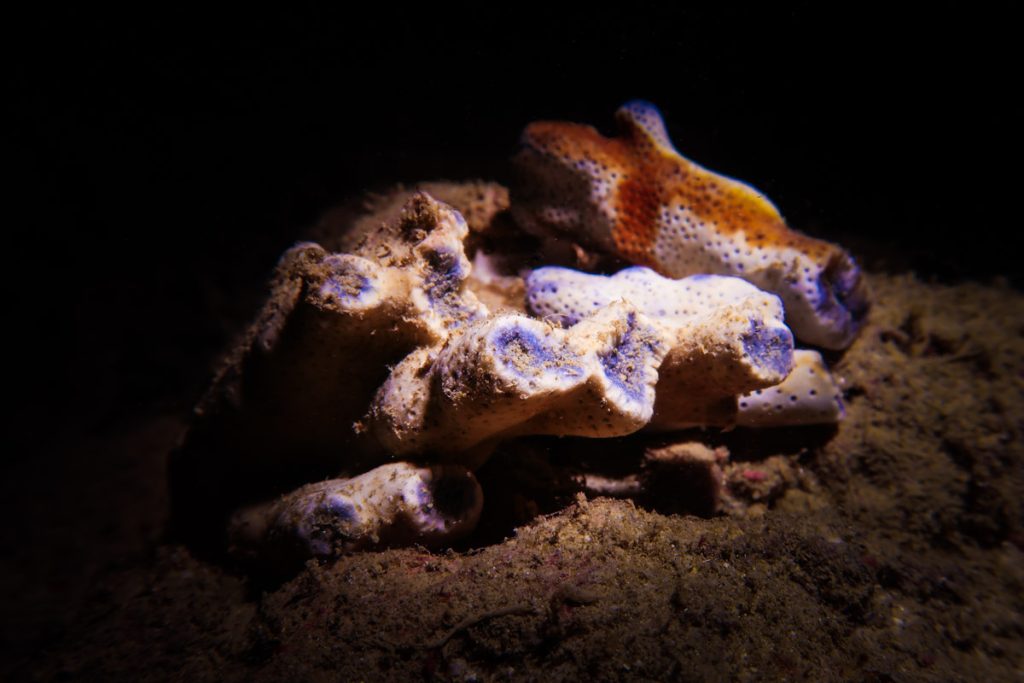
left=228, top=462, right=483, bottom=566
left=526, top=266, right=799, bottom=429
left=369, top=302, right=668, bottom=461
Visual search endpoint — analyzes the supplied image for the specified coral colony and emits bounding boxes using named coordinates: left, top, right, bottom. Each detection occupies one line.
left=177, top=102, right=866, bottom=568
left=513, top=101, right=868, bottom=350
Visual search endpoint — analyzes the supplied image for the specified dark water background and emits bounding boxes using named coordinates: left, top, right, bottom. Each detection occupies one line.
left=8, top=4, right=1021, bottom=464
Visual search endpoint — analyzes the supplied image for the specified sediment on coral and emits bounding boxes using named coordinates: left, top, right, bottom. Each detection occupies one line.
left=172, top=179, right=855, bottom=562
left=169, top=193, right=488, bottom=547
left=228, top=462, right=483, bottom=572
left=368, top=302, right=667, bottom=464
left=527, top=266, right=842, bottom=429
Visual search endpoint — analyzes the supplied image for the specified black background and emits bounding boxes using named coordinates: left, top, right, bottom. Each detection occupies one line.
left=9, top=4, right=1022, bottom=458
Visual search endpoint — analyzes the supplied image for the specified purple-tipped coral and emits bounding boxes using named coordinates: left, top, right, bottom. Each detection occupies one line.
left=526, top=266, right=826, bottom=429
left=228, top=463, right=483, bottom=568
left=184, top=193, right=487, bottom=470
left=369, top=302, right=667, bottom=464
left=177, top=179, right=853, bottom=565
left=171, top=193, right=490, bottom=551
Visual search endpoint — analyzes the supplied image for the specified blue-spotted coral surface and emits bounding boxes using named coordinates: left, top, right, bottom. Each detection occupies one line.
left=514, top=101, right=868, bottom=349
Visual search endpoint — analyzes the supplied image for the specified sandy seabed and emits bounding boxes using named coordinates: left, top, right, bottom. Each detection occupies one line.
left=2, top=183, right=1022, bottom=682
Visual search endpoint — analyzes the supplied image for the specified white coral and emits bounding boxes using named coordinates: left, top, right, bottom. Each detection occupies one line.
left=184, top=191, right=848, bottom=565
left=369, top=302, right=667, bottom=462
left=526, top=266, right=837, bottom=429
left=228, top=462, right=483, bottom=564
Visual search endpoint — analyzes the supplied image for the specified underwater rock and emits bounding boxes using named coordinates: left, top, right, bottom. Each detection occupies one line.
left=581, top=441, right=731, bottom=517
left=228, top=462, right=483, bottom=568
left=513, top=100, right=869, bottom=349
left=642, top=441, right=731, bottom=515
